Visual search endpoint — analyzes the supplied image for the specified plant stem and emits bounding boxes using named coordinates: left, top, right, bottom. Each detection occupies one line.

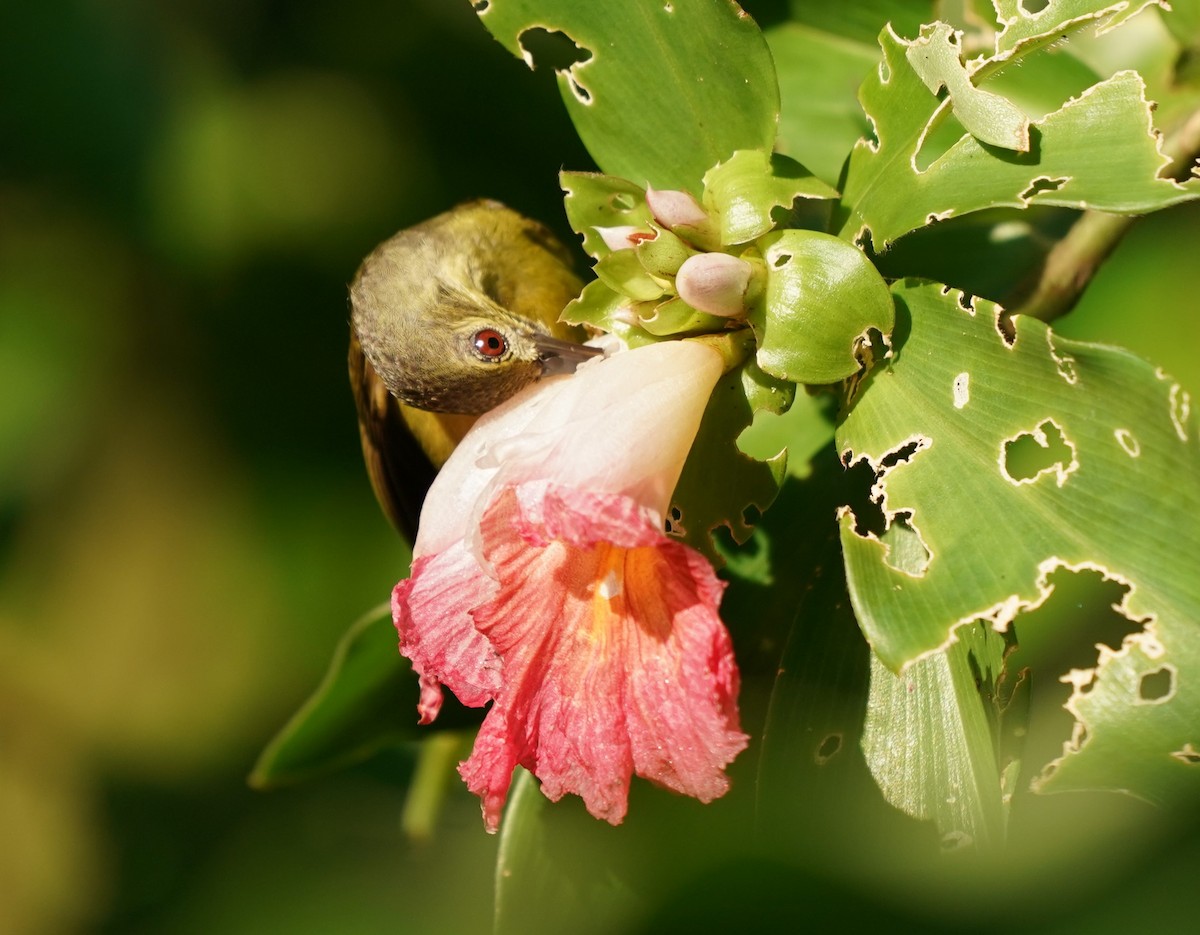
left=1013, top=107, right=1200, bottom=323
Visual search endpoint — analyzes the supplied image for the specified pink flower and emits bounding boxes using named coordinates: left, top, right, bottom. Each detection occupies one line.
left=394, top=340, right=748, bottom=831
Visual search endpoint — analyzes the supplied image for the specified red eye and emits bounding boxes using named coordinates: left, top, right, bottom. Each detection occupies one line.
left=473, top=329, right=508, bottom=359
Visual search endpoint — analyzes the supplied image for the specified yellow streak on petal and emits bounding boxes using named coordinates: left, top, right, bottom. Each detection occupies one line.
left=588, top=543, right=674, bottom=648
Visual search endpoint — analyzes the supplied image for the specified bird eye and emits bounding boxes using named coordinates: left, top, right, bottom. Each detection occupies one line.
left=472, top=329, right=508, bottom=360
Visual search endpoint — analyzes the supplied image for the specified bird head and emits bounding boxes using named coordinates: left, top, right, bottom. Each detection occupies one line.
left=350, top=201, right=600, bottom=414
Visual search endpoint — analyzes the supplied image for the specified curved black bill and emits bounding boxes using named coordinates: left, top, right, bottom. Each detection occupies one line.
left=534, top=334, right=606, bottom=376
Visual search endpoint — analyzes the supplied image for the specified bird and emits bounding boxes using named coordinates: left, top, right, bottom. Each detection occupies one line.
left=348, top=199, right=601, bottom=539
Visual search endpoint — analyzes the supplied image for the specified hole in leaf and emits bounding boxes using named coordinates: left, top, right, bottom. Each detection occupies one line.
left=772, top=252, right=792, bottom=268
left=956, top=291, right=975, bottom=312
left=1020, top=176, right=1067, bottom=201
left=1139, top=667, right=1174, bottom=703
left=472, top=0, right=489, bottom=10
left=1019, top=0, right=1051, bottom=14
left=842, top=458, right=887, bottom=537
left=941, top=830, right=972, bottom=851
left=880, top=439, right=923, bottom=470
left=517, top=27, right=593, bottom=73
left=567, top=75, right=591, bottom=104
left=1172, top=744, right=1200, bottom=764
left=1013, top=566, right=1147, bottom=777
left=815, top=733, right=842, bottom=765
left=1002, top=419, right=1075, bottom=486
left=841, top=443, right=932, bottom=575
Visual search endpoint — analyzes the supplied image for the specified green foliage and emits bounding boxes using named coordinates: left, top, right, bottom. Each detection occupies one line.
left=839, top=280, right=1200, bottom=803
left=840, top=25, right=1195, bottom=248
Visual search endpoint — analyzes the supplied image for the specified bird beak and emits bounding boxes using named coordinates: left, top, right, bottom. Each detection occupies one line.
left=534, top=334, right=606, bottom=376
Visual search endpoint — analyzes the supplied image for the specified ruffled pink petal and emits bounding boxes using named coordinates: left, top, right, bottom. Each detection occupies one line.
left=393, top=539, right=502, bottom=720
left=458, top=483, right=747, bottom=830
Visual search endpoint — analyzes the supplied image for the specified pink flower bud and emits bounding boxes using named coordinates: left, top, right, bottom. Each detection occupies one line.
left=645, top=185, right=709, bottom=229
left=675, top=252, right=753, bottom=318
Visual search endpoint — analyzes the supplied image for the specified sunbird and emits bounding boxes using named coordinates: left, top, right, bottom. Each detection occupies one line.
left=348, top=199, right=600, bottom=537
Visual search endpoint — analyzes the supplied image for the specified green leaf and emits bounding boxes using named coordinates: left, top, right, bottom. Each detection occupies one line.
left=747, top=230, right=895, bottom=385
left=476, top=0, right=779, bottom=193
left=905, top=22, right=1030, bottom=150
left=840, top=28, right=1195, bottom=248
left=494, top=770, right=643, bottom=935
left=249, top=603, right=474, bottom=788
left=702, top=149, right=839, bottom=246
left=670, top=358, right=790, bottom=560
left=837, top=280, right=1200, bottom=802
left=991, top=0, right=1168, bottom=56
left=765, top=22, right=881, bottom=188
left=861, top=623, right=1018, bottom=852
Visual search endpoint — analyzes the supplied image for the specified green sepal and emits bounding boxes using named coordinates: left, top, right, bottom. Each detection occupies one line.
left=594, top=248, right=669, bottom=302
left=747, top=230, right=895, bottom=386
left=635, top=226, right=695, bottom=278
left=638, top=297, right=727, bottom=337
left=560, top=278, right=658, bottom=348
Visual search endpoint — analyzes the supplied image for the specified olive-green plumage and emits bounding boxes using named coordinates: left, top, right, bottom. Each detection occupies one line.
left=348, top=199, right=597, bottom=537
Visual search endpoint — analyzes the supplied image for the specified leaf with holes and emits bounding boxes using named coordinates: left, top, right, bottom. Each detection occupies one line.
left=991, top=0, right=1167, bottom=56
left=837, top=279, right=1200, bottom=803
left=839, top=21, right=1196, bottom=248
left=475, top=0, right=779, bottom=193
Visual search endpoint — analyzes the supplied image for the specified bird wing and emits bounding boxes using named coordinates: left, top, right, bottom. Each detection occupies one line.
left=348, top=329, right=437, bottom=542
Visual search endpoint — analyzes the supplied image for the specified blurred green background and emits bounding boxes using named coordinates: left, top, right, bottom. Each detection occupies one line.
left=2, top=1, right=1199, bottom=933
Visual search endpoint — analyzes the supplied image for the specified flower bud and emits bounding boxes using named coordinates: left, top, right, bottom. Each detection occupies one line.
left=675, top=252, right=753, bottom=318
left=645, top=186, right=709, bottom=228
left=646, top=185, right=721, bottom=250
